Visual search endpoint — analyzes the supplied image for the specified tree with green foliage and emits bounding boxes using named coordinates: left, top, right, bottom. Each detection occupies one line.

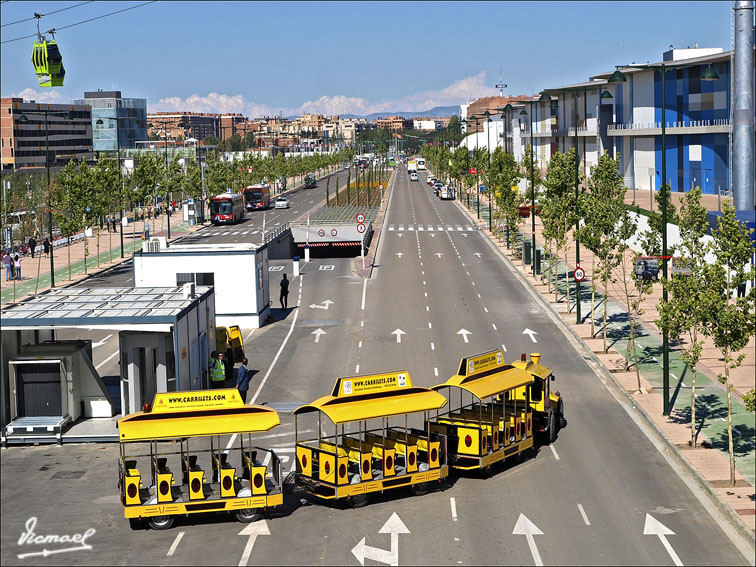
left=131, top=153, right=163, bottom=208
left=92, top=154, right=121, bottom=263
left=484, top=147, right=522, bottom=245
left=656, top=187, right=709, bottom=446
left=579, top=153, right=634, bottom=349
left=541, top=149, right=578, bottom=302
left=699, top=201, right=756, bottom=485
left=52, top=161, right=88, bottom=281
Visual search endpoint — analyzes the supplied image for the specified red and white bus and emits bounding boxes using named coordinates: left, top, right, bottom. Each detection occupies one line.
left=243, top=183, right=271, bottom=211
left=209, top=193, right=245, bottom=225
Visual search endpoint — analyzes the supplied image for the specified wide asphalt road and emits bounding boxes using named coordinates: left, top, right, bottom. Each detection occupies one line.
left=0, top=166, right=751, bottom=566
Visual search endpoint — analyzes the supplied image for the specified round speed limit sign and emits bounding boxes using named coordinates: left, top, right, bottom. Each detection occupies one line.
left=356, top=213, right=366, bottom=224
left=574, top=266, right=586, bottom=282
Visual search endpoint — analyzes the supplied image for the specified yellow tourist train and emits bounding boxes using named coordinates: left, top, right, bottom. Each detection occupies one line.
left=117, top=350, right=564, bottom=528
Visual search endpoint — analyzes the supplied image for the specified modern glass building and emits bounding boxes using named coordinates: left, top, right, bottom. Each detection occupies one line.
left=74, top=90, right=147, bottom=152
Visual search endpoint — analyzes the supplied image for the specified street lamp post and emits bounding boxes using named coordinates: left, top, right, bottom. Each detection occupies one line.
left=471, top=115, right=481, bottom=219
left=148, top=119, right=183, bottom=240
left=18, top=109, right=74, bottom=288
left=609, top=62, right=718, bottom=415
left=482, top=110, right=494, bottom=232
left=95, top=116, right=125, bottom=258
left=520, top=93, right=551, bottom=278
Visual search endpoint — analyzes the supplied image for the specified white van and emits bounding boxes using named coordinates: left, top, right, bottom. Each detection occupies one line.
left=409, top=171, right=419, bottom=182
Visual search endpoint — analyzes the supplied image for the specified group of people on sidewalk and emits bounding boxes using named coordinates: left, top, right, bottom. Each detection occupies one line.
left=209, top=351, right=252, bottom=404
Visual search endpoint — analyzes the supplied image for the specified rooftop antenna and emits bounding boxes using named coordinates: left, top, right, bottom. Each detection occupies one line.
left=495, top=67, right=507, bottom=97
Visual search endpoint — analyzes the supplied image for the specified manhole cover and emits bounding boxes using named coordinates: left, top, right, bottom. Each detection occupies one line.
left=51, top=471, right=86, bottom=480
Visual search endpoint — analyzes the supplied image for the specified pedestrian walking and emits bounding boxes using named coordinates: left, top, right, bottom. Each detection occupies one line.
left=43, top=237, right=50, bottom=258
left=144, top=220, right=150, bottom=239
left=236, top=357, right=251, bottom=404
left=28, top=236, right=36, bottom=259
left=209, top=351, right=225, bottom=388
left=105, top=216, right=111, bottom=232
left=3, top=253, right=11, bottom=281
left=13, top=253, right=22, bottom=280
left=279, top=273, right=290, bottom=309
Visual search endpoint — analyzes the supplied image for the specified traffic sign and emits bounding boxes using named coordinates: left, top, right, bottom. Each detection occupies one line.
left=574, top=266, right=585, bottom=282
left=318, top=229, right=325, bottom=237
left=331, top=229, right=338, bottom=236
left=470, top=168, right=477, bottom=175
left=357, top=223, right=366, bottom=234
left=356, top=213, right=366, bottom=223
left=379, top=184, right=384, bottom=190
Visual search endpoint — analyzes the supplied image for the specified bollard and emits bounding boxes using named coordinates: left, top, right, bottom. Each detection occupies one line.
left=304, top=244, right=310, bottom=263
left=293, top=256, right=300, bottom=277
left=524, top=240, right=532, bottom=265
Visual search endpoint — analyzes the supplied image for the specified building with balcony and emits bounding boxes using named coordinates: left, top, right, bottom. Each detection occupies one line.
left=469, top=44, right=753, bottom=196
left=73, top=90, right=147, bottom=152
left=147, top=111, right=220, bottom=141
left=1, top=97, right=93, bottom=171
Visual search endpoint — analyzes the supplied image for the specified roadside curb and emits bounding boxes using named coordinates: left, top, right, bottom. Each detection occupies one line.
left=355, top=169, right=396, bottom=279
left=451, top=196, right=756, bottom=552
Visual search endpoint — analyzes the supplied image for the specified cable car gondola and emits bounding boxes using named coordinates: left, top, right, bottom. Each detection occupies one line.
left=31, top=14, right=65, bottom=87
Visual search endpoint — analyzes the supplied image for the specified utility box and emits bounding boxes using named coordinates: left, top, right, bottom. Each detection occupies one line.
left=524, top=240, right=532, bottom=265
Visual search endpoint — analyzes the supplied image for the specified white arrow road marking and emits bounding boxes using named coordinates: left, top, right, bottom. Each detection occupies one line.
left=644, top=514, right=683, bottom=566
left=397, top=233, right=404, bottom=237
left=395, top=252, right=404, bottom=258
left=351, top=512, right=410, bottom=566
left=391, top=329, right=406, bottom=343
left=309, top=299, right=334, bottom=310
left=473, top=252, right=482, bottom=257
left=311, top=328, right=326, bottom=343
left=435, top=252, right=443, bottom=258
left=238, top=520, right=270, bottom=567
left=457, top=329, right=471, bottom=343
left=92, top=334, right=113, bottom=347
left=522, top=328, right=538, bottom=343
left=513, top=513, right=543, bottom=567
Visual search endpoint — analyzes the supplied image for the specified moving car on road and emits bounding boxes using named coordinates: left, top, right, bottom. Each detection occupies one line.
left=303, top=174, right=317, bottom=189
left=274, top=196, right=290, bottom=209
left=117, top=390, right=284, bottom=530
left=409, top=171, right=419, bottom=182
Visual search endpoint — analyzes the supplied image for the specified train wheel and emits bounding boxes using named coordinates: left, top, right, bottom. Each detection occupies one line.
left=236, top=508, right=262, bottom=523
left=147, top=515, right=174, bottom=530
left=351, top=493, right=369, bottom=508
left=410, top=482, right=428, bottom=496
left=548, top=409, right=558, bottom=444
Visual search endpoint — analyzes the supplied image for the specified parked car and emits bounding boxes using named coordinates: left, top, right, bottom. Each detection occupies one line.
left=274, top=196, right=290, bottom=209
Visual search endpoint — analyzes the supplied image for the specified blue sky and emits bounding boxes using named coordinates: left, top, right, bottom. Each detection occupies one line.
left=1, top=1, right=732, bottom=117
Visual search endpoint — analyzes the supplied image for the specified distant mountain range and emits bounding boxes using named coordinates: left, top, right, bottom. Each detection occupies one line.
left=285, top=105, right=460, bottom=121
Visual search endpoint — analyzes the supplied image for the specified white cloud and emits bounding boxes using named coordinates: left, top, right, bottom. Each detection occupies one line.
left=12, top=88, right=66, bottom=103
left=149, top=92, right=275, bottom=118
left=147, top=72, right=498, bottom=119
left=295, top=71, right=498, bottom=115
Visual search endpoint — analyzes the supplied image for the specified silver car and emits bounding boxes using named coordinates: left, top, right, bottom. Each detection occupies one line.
left=274, top=196, right=290, bottom=209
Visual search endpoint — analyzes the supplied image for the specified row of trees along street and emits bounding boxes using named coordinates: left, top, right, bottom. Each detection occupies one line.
left=1, top=148, right=354, bottom=266
left=420, top=141, right=755, bottom=486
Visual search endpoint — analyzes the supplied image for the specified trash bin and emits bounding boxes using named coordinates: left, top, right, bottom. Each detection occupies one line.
left=524, top=240, right=532, bottom=265
left=535, top=248, right=542, bottom=275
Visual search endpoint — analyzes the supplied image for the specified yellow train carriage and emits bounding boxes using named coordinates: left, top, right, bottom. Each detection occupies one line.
left=427, top=349, right=537, bottom=472
left=511, top=352, right=566, bottom=443
left=117, top=389, right=283, bottom=530
left=293, top=370, right=449, bottom=508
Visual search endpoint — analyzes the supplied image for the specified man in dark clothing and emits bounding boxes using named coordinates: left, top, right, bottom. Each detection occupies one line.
left=280, top=273, right=290, bottom=309
left=28, top=236, right=36, bottom=259
left=236, top=357, right=250, bottom=404
left=43, top=238, right=50, bottom=258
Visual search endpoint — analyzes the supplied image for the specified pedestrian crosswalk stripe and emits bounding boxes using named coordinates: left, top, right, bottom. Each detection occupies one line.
left=232, top=231, right=240, bottom=235
left=417, top=226, right=424, bottom=231
left=408, top=225, right=414, bottom=231
left=389, top=225, right=395, bottom=231
left=437, top=226, right=444, bottom=231
left=465, top=226, right=472, bottom=231
left=456, top=226, right=463, bottom=231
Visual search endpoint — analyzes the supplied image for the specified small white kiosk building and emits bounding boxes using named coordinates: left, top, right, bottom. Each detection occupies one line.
left=132, top=242, right=270, bottom=328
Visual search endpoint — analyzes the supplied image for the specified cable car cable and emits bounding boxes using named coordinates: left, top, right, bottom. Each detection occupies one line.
left=2, top=1, right=94, bottom=28
left=1, top=0, right=156, bottom=43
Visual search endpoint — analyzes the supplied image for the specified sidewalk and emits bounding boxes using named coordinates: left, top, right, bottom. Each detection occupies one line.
left=452, top=180, right=755, bottom=535
left=1, top=210, right=203, bottom=307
